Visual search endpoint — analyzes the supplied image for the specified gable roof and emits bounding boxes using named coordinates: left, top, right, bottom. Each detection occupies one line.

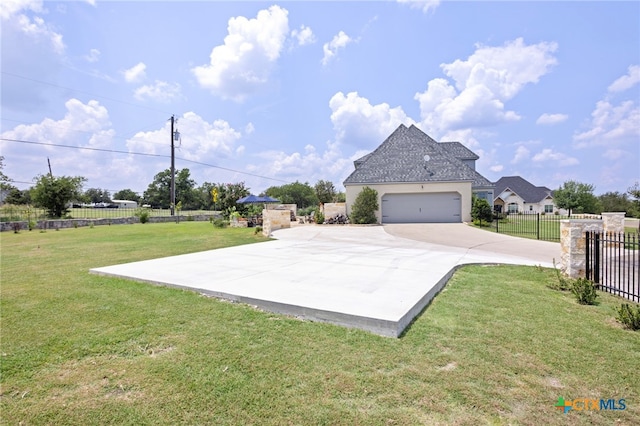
left=493, top=176, right=553, bottom=204
left=439, top=142, right=479, bottom=161
left=344, top=124, right=493, bottom=187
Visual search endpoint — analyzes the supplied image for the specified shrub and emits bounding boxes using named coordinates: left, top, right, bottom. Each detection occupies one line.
left=549, top=259, right=572, bottom=291
left=314, top=211, right=325, bottom=224
left=254, top=226, right=263, bottom=235
left=298, top=206, right=316, bottom=217
left=571, top=277, right=598, bottom=305
left=134, top=207, right=151, bottom=224
left=615, top=303, right=640, bottom=330
left=471, top=197, right=493, bottom=226
left=350, top=187, right=378, bottom=224
left=212, top=218, right=227, bottom=229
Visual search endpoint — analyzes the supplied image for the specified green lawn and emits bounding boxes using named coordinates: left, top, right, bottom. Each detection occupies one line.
left=482, top=215, right=638, bottom=242
left=1, top=223, right=639, bottom=425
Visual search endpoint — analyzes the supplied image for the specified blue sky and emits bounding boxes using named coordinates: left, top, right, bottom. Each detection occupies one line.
left=2, top=0, right=639, bottom=198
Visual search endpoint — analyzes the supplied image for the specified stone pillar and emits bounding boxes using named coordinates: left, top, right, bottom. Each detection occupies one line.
left=560, top=220, right=603, bottom=278
left=601, top=212, right=625, bottom=234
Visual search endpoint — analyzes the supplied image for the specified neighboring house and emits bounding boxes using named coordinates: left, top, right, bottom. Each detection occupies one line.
left=343, top=124, right=494, bottom=223
left=493, top=176, right=564, bottom=214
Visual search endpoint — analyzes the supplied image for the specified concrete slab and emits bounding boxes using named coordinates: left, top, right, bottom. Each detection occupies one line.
left=90, top=224, right=559, bottom=337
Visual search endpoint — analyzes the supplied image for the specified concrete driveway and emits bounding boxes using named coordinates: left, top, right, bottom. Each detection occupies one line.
left=90, top=223, right=561, bottom=337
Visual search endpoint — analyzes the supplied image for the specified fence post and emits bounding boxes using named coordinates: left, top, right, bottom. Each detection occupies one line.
left=536, top=213, right=540, bottom=240
left=593, top=232, right=600, bottom=285
left=560, top=219, right=603, bottom=278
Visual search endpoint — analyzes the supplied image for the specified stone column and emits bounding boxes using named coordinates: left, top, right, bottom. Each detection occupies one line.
left=601, top=212, right=625, bottom=234
left=560, top=220, right=603, bottom=278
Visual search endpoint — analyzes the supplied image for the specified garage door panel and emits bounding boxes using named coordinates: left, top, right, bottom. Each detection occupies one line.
left=381, top=192, right=461, bottom=223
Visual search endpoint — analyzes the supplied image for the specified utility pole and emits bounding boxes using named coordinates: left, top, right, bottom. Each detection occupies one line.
left=170, top=115, right=175, bottom=216
left=47, top=158, right=53, bottom=177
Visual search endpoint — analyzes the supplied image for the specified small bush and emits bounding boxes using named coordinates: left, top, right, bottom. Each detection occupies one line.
left=571, top=278, right=598, bottom=305
left=471, top=197, right=493, bottom=226
left=298, top=206, right=316, bottom=217
left=212, top=218, right=227, bottom=229
left=350, top=187, right=378, bottom=224
left=314, top=211, right=325, bottom=224
left=134, top=208, right=151, bottom=224
left=615, top=303, right=640, bottom=330
left=549, top=259, right=572, bottom=291
left=187, top=215, right=194, bottom=222
left=254, top=226, right=263, bottom=235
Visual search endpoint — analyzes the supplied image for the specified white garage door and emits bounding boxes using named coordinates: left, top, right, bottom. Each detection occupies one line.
left=381, top=192, right=461, bottom=223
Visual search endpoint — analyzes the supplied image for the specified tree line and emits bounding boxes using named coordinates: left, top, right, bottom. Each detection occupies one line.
left=0, top=157, right=345, bottom=219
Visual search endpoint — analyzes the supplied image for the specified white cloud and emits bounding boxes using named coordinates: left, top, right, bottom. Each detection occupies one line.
left=536, top=113, right=568, bottom=125
left=415, top=38, right=557, bottom=134
left=329, top=91, right=415, bottom=147
left=603, top=149, right=625, bottom=160
left=248, top=140, right=351, bottom=186
left=322, top=31, right=353, bottom=66
left=2, top=98, right=111, bottom=142
left=127, top=112, right=242, bottom=162
left=133, top=80, right=181, bottom=103
left=123, top=62, right=147, bottom=83
left=490, top=164, right=504, bottom=172
left=84, top=48, right=100, bottom=63
left=0, top=98, right=119, bottom=184
left=0, top=0, right=43, bottom=20
left=192, top=5, right=289, bottom=102
left=11, top=12, right=65, bottom=55
left=397, top=0, right=440, bottom=14
left=532, top=148, right=579, bottom=166
left=573, top=100, right=640, bottom=147
left=291, top=25, right=315, bottom=46
left=608, top=65, right=640, bottom=93
left=511, top=145, right=530, bottom=164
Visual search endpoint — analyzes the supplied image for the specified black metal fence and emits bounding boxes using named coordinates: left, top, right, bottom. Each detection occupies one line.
left=494, top=212, right=570, bottom=242
left=586, top=231, right=639, bottom=302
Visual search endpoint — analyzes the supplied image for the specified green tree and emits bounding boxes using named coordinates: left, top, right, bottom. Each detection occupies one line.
left=0, top=156, right=12, bottom=190
left=143, top=168, right=197, bottom=209
left=84, top=188, right=111, bottom=204
left=471, top=197, right=493, bottom=226
left=4, top=188, right=31, bottom=205
left=628, top=182, right=640, bottom=218
left=350, top=187, right=378, bottom=224
left=265, top=181, right=319, bottom=209
left=194, top=181, right=217, bottom=210
left=554, top=180, right=598, bottom=217
left=597, top=191, right=632, bottom=216
left=314, top=180, right=337, bottom=204
left=214, top=182, right=250, bottom=218
left=113, top=189, right=141, bottom=203
left=31, top=174, right=86, bottom=218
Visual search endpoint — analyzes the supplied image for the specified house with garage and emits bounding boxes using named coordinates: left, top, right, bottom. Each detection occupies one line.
left=343, top=124, right=494, bottom=223
left=493, top=176, right=563, bottom=214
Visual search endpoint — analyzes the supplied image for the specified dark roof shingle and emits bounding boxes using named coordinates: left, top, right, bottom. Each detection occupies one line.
left=344, top=124, right=492, bottom=188
left=493, top=176, right=553, bottom=203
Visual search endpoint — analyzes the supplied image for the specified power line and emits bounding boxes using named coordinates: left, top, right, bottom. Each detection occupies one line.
left=1, top=71, right=171, bottom=115
left=0, top=137, right=289, bottom=183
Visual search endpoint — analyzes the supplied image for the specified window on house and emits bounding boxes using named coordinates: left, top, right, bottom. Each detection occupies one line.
left=545, top=205, right=553, bottom=213
left=529, top=205, right=533, bottom=211
left=508, top=203, right=518, bottom=213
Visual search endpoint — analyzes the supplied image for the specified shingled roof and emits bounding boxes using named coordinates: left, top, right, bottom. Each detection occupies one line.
left=344, top=124, right=492, bottom=187
left=494, top=176, right=553, bottom=203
